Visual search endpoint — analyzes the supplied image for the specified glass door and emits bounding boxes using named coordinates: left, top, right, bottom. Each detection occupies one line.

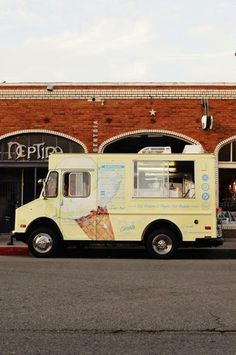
left=0, top=169, right=21, bottom=233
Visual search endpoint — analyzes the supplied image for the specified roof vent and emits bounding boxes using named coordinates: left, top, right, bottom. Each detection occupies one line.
left=138, top=146, right=172, bottom=154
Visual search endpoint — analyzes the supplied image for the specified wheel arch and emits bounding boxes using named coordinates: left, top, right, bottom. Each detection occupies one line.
left=26, top=218, right=63, bottom=241
left=142, top=219, right=183, bottom=244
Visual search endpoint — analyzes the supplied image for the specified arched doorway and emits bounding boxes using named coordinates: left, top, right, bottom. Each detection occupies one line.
left=0, top=130, right=86, bottom=233
left=217, top=138, right=236, bottom=229
left=99, top=130, right=203, bottom=153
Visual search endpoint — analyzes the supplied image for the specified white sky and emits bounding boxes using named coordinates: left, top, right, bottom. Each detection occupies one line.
left=0, top=0, right=235, bottom=83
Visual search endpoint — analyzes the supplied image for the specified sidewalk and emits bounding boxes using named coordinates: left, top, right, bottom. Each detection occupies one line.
left=0, top=234, right=29, bottom=256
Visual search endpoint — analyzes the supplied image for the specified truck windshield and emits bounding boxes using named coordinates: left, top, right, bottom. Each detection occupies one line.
left=44, top=171, right=58, bottom=198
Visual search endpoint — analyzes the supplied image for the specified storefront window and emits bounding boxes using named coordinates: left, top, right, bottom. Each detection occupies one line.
left=232, top=142, right=236, bottom=162
left=218, top=169, right=236, bottom=225
left=219, top=144, right=230, bottom=161
left=218, top=141, right=236, bottom=163
left=218, top=142, right=236, bottom=227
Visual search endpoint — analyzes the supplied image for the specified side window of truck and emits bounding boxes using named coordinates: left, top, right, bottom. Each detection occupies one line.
left=133, top=160, right=195, bottom=198
left=45, top=171, right=58, bottom=198
left=63, top=172, right=91, bottom=197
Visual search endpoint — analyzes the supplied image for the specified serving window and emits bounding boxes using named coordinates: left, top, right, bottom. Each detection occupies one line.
left=133, top=160, right=195, bottom=198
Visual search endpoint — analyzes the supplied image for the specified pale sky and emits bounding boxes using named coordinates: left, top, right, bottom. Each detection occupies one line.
left=0, top=0, right=236, bottom=83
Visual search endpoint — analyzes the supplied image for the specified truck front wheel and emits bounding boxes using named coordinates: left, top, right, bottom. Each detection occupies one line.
left=28, top=228, right=61, bottom=258
left=145, top=228, right=178, bottom=259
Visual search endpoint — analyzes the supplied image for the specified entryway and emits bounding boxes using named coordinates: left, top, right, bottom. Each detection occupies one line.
left=0, top=167, right=48, bottom=233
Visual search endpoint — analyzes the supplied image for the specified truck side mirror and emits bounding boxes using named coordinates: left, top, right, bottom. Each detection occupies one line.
left=38, top=179, right=47, bottom=199
left=38, top=178, right=45, bottom=185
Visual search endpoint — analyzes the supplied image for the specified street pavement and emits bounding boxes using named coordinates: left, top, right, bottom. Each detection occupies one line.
left=0, top=248, right=236, bottom=354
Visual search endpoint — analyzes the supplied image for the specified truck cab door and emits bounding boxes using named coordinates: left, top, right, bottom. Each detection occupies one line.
left=59, top=170, right=97, bottom=240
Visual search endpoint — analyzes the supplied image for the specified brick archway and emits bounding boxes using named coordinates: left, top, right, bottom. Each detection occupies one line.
left=0, top=129, right=88, bottom=153
left=99, top=129, right=203, bottom=153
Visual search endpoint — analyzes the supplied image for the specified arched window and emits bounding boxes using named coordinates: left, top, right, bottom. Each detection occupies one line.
left=219, top=142, right=236, bottom=162
left=0, top=132, right=85, bottom=162
left=99, top=130, right=203, bottom=153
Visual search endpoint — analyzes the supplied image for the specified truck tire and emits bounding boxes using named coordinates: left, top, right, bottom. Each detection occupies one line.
left=145, top=228, right=178, bottom=259
left=28, top=227, right=61, bottom=258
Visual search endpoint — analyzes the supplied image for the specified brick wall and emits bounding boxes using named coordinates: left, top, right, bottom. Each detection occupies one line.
left=0, top=83, right=236, bottom=153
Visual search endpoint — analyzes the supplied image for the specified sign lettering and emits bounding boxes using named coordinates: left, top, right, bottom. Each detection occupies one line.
left=7, top=141, right=63, bottom=160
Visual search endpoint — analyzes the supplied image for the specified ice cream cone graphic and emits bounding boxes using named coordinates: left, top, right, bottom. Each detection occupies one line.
left=96, top=206, right=115, bottom=240
left=76, top=210, right=97, bottom=240
left=76, top=206, right=115, bottom=240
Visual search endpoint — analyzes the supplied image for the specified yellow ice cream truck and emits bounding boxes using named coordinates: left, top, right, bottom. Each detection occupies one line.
left=12, top=148, right=223, bottom=258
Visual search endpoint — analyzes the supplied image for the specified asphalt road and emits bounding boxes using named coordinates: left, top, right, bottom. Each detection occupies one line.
left=1, top=247, right=236, bottom=355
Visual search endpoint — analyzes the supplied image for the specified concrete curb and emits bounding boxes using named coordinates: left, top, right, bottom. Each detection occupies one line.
left=0, top=246, right=30, bottom=256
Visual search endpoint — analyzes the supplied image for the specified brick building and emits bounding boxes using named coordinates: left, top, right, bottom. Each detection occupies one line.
left=0, top=82, right=236, bottom=233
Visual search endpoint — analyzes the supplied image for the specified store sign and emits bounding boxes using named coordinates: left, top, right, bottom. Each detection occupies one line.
left=7, top=141, right=63, bottom=160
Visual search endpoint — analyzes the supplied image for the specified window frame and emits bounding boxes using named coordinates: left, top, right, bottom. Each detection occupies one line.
left=63, top=171, right=91, bottom=198
left=44, top=171, right=58, bottom=198
left=219, top=142, right=236, bottom=163
left=133, top=160, right=195, bottom=199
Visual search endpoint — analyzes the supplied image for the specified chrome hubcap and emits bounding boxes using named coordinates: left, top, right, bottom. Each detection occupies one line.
left=152, top=234, right=172, bottom=255
left=33, top=233, right=53, bottom=254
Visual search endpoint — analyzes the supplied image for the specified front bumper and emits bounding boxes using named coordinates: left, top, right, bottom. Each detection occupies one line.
left=11, top=231, right=28, bottom=243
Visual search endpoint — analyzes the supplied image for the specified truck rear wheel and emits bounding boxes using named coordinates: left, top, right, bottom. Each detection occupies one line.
left=28, top=228, right=61, bottom=258
left=145, top=228, right=178, bottom=259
